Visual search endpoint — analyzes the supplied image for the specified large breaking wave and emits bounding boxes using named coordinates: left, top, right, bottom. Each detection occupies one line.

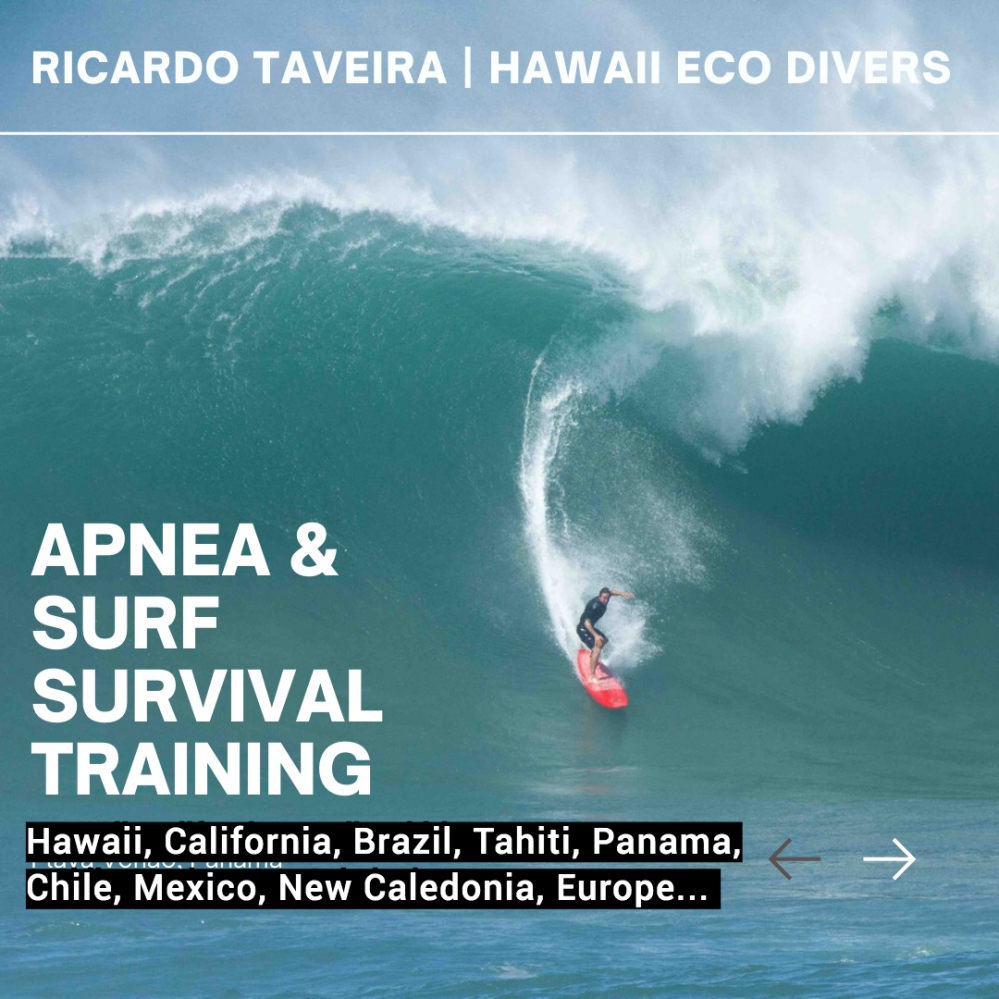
left=5, top=131, right=999, bottom=686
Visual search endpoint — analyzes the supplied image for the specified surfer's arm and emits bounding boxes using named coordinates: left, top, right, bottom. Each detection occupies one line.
left=609, top=590, right=634, bottom=599
left=584, top=618, right=597, bottom=636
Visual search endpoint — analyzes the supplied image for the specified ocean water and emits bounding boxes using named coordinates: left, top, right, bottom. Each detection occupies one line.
left=1, top=195, right=997, bottom=996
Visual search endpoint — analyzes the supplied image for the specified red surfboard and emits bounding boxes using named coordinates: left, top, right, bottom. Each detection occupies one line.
left=575, top=648, right=628, bottom=709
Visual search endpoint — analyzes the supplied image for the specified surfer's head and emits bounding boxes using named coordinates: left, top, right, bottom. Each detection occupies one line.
left=598, top=587, right=612, bottom=603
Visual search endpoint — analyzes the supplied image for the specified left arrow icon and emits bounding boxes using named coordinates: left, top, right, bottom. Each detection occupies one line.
left=769, top=838, right=821, bottom=880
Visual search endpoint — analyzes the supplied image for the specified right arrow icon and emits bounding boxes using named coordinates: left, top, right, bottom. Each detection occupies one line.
left=863, top=838, right=916, bottom=880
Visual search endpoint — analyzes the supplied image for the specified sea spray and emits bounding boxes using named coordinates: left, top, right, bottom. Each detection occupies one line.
left=519, top=361, right=586, bottom=657
left=519, top=352, right=714, bottom=671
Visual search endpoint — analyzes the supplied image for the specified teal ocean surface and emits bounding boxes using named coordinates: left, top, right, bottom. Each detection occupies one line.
left=1, top=199, right=997, bottom=995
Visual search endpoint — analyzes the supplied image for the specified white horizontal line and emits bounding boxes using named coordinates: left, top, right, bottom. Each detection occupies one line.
left=1, top=130, right=999, bottom=137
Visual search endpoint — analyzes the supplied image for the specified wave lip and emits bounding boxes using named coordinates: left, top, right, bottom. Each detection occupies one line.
left=9, top=139, right=999, bottom=456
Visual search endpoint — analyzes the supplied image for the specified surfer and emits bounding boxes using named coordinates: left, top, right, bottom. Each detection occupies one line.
left=577, top=588, right=634, bottom=680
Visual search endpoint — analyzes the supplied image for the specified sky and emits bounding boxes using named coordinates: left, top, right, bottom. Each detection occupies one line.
left=0, top=0, right=990, bottom=135
left=4, top=0, right=999, bottom=415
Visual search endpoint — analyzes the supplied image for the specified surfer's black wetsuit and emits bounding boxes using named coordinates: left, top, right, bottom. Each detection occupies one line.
left=576, top=597, right=608, bottom=650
